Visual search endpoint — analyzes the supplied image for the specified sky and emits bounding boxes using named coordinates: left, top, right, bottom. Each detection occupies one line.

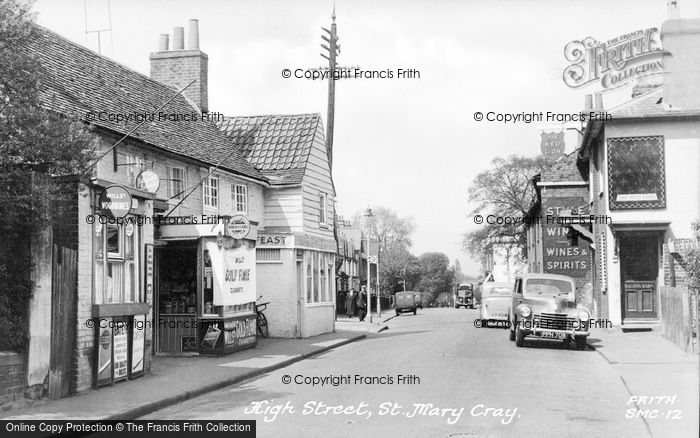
left=32, top=0, right=700, bottom=276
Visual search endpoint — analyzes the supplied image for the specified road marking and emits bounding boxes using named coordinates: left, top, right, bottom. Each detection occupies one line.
left=311, top=339, right=348, bottom=348
left=218, top=355, right=295, bottom=368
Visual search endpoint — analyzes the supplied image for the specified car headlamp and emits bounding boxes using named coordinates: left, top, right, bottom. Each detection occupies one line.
left=519, top=306, right=531, bottom=318
left=578, top=311, right=589, bottom=321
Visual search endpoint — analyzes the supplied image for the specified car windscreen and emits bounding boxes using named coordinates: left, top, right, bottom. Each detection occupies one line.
left=483, top=287, right=511, bottom=298
left=523, top=279, right=573, bottom=297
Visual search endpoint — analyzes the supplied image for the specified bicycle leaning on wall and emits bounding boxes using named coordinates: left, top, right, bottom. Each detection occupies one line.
left=255, top=295, right=270, bottom=338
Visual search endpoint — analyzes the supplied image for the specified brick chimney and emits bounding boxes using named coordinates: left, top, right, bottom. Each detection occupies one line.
left=661, top=3, right=700, bottom=110
left=149, top=19, right=208, bottom=112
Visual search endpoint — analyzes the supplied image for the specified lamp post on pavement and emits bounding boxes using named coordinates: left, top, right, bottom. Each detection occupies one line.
left=363, top=208, right=373, bottom=323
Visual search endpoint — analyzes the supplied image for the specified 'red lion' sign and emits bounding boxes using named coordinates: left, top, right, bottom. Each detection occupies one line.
left=541, top=132, right=565, bottom=159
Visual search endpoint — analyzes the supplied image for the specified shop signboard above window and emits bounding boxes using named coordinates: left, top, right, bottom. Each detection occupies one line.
left=99, top=185, right=132, bottom=218
left=607, top=136, right=666, bottom=210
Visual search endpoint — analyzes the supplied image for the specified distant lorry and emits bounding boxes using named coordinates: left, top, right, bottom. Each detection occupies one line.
left=455, top=283, right=474, bottom=309
left=394, top=291, right=417, bottom=316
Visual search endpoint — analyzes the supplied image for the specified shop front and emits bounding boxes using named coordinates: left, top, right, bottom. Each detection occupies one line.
left=91, top=183, right=154, bottom=387
left=155, top=220, right=258, bottom=355
left=256, top=232, right=336, bottom=338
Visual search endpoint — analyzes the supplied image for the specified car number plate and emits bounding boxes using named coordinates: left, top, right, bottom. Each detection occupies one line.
left=540, top=331, right=565, bottom=339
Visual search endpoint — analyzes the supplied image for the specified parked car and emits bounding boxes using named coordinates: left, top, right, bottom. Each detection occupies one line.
left=394, top=291, right=417, bottom=316
left=508, top=274, right=590, bottom=350
left=479, top=282, right=513, bottom=327
left=413, top=291, right=423, bottom=309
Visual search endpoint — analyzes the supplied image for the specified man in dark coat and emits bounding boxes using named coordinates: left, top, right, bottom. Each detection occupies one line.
left=345, top=288, right=357, bottom=318
left=357, top=286, right=368, bottom=321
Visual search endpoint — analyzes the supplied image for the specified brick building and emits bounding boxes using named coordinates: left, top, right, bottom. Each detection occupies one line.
left=525, top=152, right=596, bottom=314
left=11, top=22, right=268, bottom=400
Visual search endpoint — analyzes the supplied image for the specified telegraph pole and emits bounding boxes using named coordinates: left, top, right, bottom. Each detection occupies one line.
left=321, top=6, right=340, bottom=170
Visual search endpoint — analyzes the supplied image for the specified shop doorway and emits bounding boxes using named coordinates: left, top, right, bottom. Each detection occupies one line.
left=620, top=232, right=659, bottom=321
left=155, top=241, right=198, bottom=354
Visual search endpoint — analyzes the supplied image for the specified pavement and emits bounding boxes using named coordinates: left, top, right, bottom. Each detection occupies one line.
left=0, top=331, right=365, bottom=421
left=334, top=311, right=396, bottom=333
left=588, top=328, right=699, bottom=438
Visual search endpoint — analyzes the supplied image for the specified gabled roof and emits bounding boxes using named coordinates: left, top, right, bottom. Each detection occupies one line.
left=21, top=26, right=265, bottom=182
left=217, top=114, right=323, bottom=185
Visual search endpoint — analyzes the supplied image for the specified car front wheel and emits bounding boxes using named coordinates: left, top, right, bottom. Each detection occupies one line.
left=575, top=336, right=587, bottom=350
left=515, top=327, right=525, bottom=347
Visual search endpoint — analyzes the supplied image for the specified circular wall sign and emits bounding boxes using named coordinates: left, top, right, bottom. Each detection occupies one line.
left=226, top=214, right=251, bottom=240
left=135, top=170, right=160, bottom=193
left=98, top=185, right=132, bottom=218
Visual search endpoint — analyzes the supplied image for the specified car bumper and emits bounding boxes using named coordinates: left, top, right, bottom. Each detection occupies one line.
left=520, top=327, right=590, bottom=338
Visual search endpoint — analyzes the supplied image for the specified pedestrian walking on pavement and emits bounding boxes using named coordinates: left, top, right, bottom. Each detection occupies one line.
left=357, top=286, right=368, bottom=321
left=346, top=288, right=357, bottom=318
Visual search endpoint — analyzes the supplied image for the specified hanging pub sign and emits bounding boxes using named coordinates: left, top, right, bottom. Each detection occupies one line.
left=541, top=131, right=565, bottom=159
left=98, top=185, right=132, bottom=218
left=563, top=27, right=663, bottom=90
left=135, top=169, right=160, bottom=193
left=607, top=136, right=666, bottom=210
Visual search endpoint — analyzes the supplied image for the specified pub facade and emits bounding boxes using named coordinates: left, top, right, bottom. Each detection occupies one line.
left=577, top=16, right=700, bottom=326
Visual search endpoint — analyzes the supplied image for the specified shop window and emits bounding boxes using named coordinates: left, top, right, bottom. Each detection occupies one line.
left=167, top=166, right=185, bottom=200
left=234, top=184, right=248, bottom=213
left=319, top=193, right=327, bottom=224
left=304, top=251, right=334, bottom=304
left=117, top=153, right=143, bottom=183
left=204, top=176, right=219, bottom=209
left=320, top=257, right=328, bottom=302
left=94, top=219, right=142, bottom=305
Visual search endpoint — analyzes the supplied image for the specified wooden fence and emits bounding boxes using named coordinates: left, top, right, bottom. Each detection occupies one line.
left=659, top=286, right=699, bottom=354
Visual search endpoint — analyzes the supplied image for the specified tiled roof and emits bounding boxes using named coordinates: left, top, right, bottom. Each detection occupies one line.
left=217, top=114, right=322, bottom=185
left=20, top=26, right=265, bottom=182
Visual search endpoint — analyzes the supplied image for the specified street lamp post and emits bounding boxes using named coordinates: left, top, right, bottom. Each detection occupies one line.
left=364, top=208, right=373, bottom=323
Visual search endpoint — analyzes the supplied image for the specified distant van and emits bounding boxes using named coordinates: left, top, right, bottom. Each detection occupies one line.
left=394, top=291, right=417, bottom=316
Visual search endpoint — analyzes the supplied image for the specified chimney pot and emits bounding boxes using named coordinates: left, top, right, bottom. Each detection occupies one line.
left=584, top=94, right=593, bottom=111
left=667, top=1, right=680, bottom=19
left=188, top=19, right=200, bottom=50
left=173, top=26, right=184, bottom=50
left=158, top=34, right=169, bottom=51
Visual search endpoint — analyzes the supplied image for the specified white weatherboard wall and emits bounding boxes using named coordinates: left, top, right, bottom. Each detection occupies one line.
left=264, top=187, right=303, bottom=231
left=302, top=121, right=335, bottom=240
left=601, top=120, right=700, bottom=325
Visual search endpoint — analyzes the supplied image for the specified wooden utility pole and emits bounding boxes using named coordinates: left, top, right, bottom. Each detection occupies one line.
left=321, top=6, right=340, bottom=170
